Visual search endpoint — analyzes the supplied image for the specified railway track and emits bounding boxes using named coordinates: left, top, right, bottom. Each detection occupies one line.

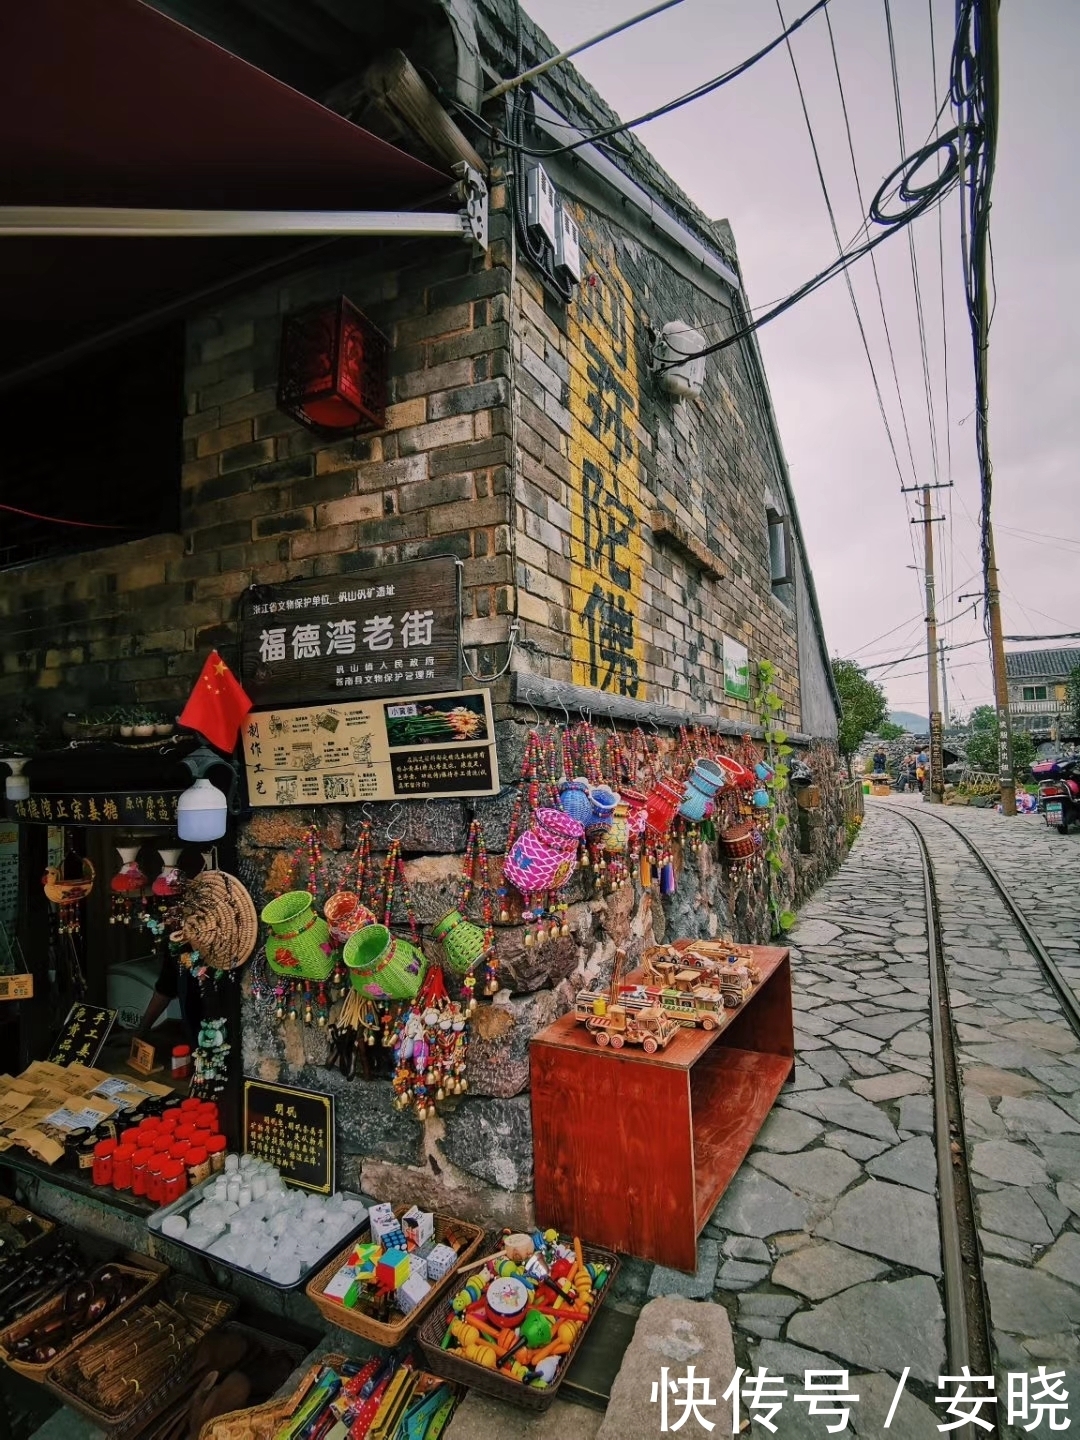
left=890, top=802, right=1080, bottom=1424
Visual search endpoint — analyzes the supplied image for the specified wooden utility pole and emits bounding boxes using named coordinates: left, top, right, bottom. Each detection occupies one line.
left=978, top=0, right=1016, bottom=816
left=920, top=487, right=943, bottom=802
left=939, top=638, right=950, bottom=732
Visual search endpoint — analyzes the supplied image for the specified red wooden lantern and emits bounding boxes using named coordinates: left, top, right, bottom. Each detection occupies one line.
left=277, top=296, right=389, bottom=433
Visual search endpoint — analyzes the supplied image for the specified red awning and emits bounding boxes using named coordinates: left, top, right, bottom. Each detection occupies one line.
left=0, top=0, right=452, bottom=379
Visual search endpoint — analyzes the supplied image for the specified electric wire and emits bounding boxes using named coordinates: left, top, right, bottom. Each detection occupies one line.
left=823, top=5, right=920, bottom=489
left=775, top=0, right=907, bottom=490
left=883, top=0, right=943, bottom=491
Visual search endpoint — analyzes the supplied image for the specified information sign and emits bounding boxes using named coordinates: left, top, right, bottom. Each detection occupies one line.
left=9, top=793, right=180, bottom=825
left=47, top=1005, right=116, bottom=1068
left=243, top=1079, right=334, bottom=1193
left=240, top=558, right=461, bottom=706
left=242, top=688, right=499, bottom=806
left=723, top=636, right=751, bottom=701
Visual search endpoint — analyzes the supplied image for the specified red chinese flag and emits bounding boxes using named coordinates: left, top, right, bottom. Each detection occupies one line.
left=178, top=651, right=252, bottom=753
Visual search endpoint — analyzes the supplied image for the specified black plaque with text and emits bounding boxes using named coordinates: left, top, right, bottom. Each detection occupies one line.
left=240, top=558, right=461, bottom=706
left=243, top=1079, right=334, bottom=1193
left=48, top=1005, right=117, bottom=1068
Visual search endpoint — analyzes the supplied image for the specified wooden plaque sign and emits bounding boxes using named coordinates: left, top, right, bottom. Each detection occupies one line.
left=243, top=1079, right=334, bottom=1193
left=127, top=1037, right=161, bottom=1076
left=48, top=1005, right=116, bottom=1068
left=242, top=688, right=499, bottom=806
left=9, top=792, right=180, bottom=825
left=240, top=557, right=461, bottom=706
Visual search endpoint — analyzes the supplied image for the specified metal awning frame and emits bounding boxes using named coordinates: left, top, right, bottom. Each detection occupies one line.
left=0, top=166, right=488, bottom=248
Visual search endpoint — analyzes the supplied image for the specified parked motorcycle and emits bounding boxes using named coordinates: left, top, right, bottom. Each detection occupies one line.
left=1032, top=756, right=1080, bottom=835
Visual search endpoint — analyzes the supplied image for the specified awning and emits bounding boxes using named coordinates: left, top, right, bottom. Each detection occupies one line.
left=0, top=0, right=453, bottom=381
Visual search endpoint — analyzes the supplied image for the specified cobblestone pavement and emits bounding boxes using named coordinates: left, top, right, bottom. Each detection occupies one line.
left=641, top=797, right=1080, bottom=1437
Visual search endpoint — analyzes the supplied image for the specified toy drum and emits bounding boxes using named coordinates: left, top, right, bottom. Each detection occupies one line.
left=719, top=824, right=758, bottom=860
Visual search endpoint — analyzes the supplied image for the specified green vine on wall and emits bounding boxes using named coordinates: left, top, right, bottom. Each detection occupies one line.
left=756, top=660, right=797, bottom=935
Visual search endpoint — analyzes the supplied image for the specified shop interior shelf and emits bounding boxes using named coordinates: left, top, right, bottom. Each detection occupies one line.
left=529, top=945, right=793, bottom=1273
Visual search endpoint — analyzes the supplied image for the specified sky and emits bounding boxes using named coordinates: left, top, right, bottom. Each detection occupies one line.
left=524, top=0, right=1079, bottom=719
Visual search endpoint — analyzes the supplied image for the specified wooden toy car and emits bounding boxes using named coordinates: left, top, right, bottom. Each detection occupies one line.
left=585, top=1003, right=680, bottom=1053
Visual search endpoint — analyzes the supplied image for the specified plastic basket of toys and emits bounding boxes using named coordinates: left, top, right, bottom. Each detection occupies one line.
left=304, top=1202, right=484, bottom=1346
left=415, top=1230, right=619, bottom=1412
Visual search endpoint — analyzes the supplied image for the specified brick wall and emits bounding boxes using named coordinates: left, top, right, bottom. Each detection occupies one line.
left=0, top=237, right=515, bottom=725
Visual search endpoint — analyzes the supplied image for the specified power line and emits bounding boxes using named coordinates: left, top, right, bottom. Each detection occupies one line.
left=823, top=5, right=921, bottom=487
left=883, top=0, right=943, bottom=492
left=776, top=0, right=908, bottom=489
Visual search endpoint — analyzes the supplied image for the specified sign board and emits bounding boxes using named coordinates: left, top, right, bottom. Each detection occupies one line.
left=127, top=1037, right=162, bottom=1076
left=47, top=1005, right=116, bottom=1068
left=240, top=558, right=461, bottom=707
left=9, top=793, right=180, bottom=825
left=929, top=711, right=945, bottom=797
left=243, top=1078, right=334, bottom=1193
left=996, top=706, right=1013, bottom=783
left=242, top=688, right=500, bottom=806
left=723, top=636, right=751, bottom=701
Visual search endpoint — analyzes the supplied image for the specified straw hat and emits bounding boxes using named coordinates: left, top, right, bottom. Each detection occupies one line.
left=178, top=869, right=258, bottom=971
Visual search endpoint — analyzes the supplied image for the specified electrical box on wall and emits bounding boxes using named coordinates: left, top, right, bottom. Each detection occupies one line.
left=554, top=203, right=582, bottom=283
left=526, top=164, right=558, bottom=249
left=652, top=321, right=707, bottom=399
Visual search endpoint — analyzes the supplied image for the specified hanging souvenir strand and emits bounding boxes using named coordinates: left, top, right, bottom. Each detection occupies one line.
left=433, top=818, right=499, bottom=1000
left=390, top=967, right=469, bottom=1120
left=499, top=727, right=561, bottom=928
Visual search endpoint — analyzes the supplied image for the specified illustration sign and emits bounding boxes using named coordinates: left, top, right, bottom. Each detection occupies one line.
left=723, top=637, right=751, bottom=701
left=242, top=688, right=499, bottom=806
left=240, top=557, right=460, bottom=706
left=243, top=1079, right=334, bottom=1193
left=567, top=253, right=647, bottom=698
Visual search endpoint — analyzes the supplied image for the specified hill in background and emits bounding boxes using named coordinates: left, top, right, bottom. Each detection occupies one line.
left=889, top=710, right=929, bottom=733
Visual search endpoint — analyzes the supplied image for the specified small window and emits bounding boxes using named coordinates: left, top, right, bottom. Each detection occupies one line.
left=1022, top=685, right=1048, bottom=701
left=767, top=509, right=792, bottom=587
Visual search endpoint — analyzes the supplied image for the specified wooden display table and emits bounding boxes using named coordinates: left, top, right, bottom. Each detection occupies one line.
left=530, top=945, right=793, bottom=1273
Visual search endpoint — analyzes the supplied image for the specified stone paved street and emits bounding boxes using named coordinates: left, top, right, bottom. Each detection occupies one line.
left=636, top=796, right=1080, bottom=1436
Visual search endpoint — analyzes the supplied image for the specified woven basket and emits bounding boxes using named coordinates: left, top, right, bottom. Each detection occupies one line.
left=305, top=1210, right=483, bottom=1346
left=324, top=891, right=376, bottom=947
left=197, top=1354, right=347, bottom=1440
left=416, top=1241, right=619, bottom=1412
left=0, top=1197, right=56, bottom=1266
left=262, top=891, right=337, bottom=981
left=43, top=1276, right=236, bottom=1436
left=0, top=1258, right=163, bottom=1380
left=180, top=871, right=259, bottom=972
left=719, top=823, right=758, bottom=860
left=431, top=909, right=488, bottom=976
left=342, top=924, right=427, bottom=1001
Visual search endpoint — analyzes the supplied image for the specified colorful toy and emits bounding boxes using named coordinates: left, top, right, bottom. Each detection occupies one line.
left=573, top=949, right=681, bottom=1054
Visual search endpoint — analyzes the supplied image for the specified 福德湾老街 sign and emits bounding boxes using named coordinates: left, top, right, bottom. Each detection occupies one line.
left=240, top=557, right=461, bottom=706
left=242, top=688, right=500, bottom=806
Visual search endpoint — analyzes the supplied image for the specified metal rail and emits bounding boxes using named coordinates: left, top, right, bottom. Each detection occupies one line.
left=892, top=811, right=977, bottom=1377
left=914, top=807, right=1080, bottom=1040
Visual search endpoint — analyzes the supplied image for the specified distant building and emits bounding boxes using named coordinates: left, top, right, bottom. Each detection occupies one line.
left=1006, top=648, right=1080, bottom=735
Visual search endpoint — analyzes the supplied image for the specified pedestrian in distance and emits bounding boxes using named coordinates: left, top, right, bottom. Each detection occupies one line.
left=873, top=745, right=888, bottom=776
left=916, top=747, right=929, bottom=793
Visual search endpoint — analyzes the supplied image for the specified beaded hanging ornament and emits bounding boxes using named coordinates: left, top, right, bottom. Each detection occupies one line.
left=390, top=966, right=469, bottom=1121
left=500, top=726, right=569, bottom=948
left=272, top=819, right=341, bottom=1027
left=453, top=817, right=499, bottom=998
left=191, top=1016, right=230, bottom=1101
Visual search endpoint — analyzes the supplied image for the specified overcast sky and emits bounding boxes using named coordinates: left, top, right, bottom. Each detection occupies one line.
left=525, top=0, right=1078, bottom=719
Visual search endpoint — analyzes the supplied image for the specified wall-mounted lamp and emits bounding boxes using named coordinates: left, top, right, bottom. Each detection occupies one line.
left=2, top=757, right=29, bottom=802
left=177, top=745, right=238, bottom=843
left=652, top=321, right=707, bottom=400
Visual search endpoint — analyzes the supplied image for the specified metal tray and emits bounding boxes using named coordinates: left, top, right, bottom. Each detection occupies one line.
left=146, top=1174, right=369, bottom=1292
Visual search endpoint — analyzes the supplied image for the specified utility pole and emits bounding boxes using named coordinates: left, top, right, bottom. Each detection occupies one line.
left=939, top=638, right=950, bottom=732
left=978, top=0, right=1016, bottom=816
left=912, top=487, right=944, bottom=802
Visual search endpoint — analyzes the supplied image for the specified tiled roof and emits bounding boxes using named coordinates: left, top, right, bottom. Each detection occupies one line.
left=1005, top=648, right=1080, bottom=679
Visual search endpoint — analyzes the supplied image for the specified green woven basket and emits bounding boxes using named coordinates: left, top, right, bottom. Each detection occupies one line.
left=342, top=923, right=428, bottom=1001
left=431, top=908, right=488, bottom=976
left=261, top=891, right=337, bottom=981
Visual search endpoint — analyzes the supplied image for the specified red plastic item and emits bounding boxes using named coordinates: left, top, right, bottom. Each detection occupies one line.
left=174, top=1122, right=198, bottom=1141
left=147, top=1156, right=166, bottom=1204
left=186, top=1146, right=210, bottom=1186
left=169, top=1140, right=192, bottom=1165
left=179, top=1097, right=201, bottom=1114
left=92, top=1138, right=117, bottom=1187
left=172, top=1045, right=192, bottom=1081
left=205, top=1135, right=227, bottom=1172
left=131, top=1147, right=152, bottom=1197
left=111, top=1145, right=136, bottom=1191
left=161, top=1159, right=187, bottom=1204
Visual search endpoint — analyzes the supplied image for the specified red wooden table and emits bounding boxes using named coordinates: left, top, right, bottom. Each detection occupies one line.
left=529, top=946, right=793, bottom=1272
